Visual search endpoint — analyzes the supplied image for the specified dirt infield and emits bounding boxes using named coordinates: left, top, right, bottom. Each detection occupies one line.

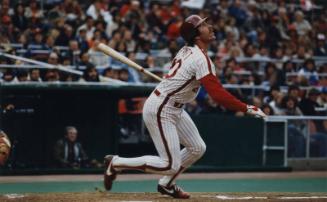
left=1, top=192, right=327, bottom=202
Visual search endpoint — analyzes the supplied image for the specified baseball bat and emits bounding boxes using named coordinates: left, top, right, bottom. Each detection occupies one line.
left=97, top=43, right=163, bottom=82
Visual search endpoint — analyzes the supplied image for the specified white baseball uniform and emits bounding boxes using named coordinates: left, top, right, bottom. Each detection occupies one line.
left=111, top=45, right=214, bottom=186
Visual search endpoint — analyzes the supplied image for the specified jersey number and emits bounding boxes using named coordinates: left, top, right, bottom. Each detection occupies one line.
left=164, top=58, right=182, bottom=79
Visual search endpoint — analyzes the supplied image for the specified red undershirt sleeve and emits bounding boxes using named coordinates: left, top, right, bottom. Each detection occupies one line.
left=199, top=74, right=247, bottom=112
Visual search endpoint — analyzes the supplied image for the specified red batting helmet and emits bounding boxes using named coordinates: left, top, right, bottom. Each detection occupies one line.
left=180, top=15, right=207, bottom=45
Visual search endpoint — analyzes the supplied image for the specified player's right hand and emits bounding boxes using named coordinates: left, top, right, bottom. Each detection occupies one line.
left=246, top=105, right=267, bottom=119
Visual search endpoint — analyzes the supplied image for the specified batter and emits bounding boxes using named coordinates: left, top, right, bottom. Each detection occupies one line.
left=104, top=15, right=266, bottom=199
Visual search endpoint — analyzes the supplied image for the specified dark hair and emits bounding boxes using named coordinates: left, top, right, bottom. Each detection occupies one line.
left=269, top=85, right=280, bottom=93
left=281, top=96, right=298, bottom=109
left=262, top=104, right=274, bottom=115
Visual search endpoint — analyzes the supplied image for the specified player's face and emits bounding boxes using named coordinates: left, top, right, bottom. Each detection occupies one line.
left=197, top=22, right=215, bottom=43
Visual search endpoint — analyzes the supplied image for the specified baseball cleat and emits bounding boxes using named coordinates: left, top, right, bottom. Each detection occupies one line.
left=157, top=184, right=190, bottom=199
left=103, top=155, right=117, bottom=191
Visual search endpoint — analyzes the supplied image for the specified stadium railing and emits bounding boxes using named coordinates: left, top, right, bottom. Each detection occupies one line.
left=266, top=116, right=327, bottom=164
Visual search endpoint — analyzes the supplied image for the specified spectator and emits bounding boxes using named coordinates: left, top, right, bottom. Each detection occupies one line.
left=16, top=70, right=28, bottom=82
left=76, top=28, right=89, bottom=53
left=299, top=88, right=322, bottom=116
left=287, top=85, right=302, bottom=102
left=298, top=58, right=319, bottom=86
left=24, top=0, right=44, bottom=20
left=293, top=10, right=311, bottom=36
left=53, top=126, right=89, bottom=168
left=81, top=63, right=100, bottom=82
left=77, top=16, right=95, bottom=41
left=79, top=52, right=92, bottom=68
left=44, top=69, right=60, bottom=82
left=119, top=68, right=129, bottom=82
left=281, top=96, right=303, bottom=116
left=262, top=104, right=274, bottom=116
left=86, top=0, right=112, bottom=24
left=67, top=40, right=81, bottom=66
left=268, top=90, right=284, bottom=115
left=143, top=55, right=155, bottom=69
left=263, top=62, right=283, bottom=87
left=1, top=69, right=16, bottom=83
left=48, top=52, right=60, bottom=65
left=29, top=68, right=41, bottom=82
left=123, top=29, right=136, bottom=52
left=103, top=66, right=119, bottom=80
left=228, top=0, right=248, bottom=27
left=88, top=40, right=110, bottom=67
left=314, top=34, right=327, bottom=56
left=12, top=3, right=28, bottom=31
left=282, top=61, right=297, bottom=86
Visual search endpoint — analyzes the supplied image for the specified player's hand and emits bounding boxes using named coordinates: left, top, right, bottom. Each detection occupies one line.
left=246, top=105, right=267, bottom=119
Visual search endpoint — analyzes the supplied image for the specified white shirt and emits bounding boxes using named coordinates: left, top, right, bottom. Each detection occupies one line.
left=156, top=45, right=215, bottom=104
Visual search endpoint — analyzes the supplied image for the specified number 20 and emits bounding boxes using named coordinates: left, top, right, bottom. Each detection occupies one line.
left=165, top=58, right=182, bottom=79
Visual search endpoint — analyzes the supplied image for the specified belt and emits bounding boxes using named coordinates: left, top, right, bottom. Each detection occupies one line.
left=154, top=89, right=184, bottom=108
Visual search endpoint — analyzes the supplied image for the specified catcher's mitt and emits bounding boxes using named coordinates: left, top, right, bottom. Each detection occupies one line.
left=0, top=131, right=11, bottom=166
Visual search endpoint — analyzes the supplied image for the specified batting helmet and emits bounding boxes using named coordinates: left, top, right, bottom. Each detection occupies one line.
left=180, top=15, right=207, bottom=45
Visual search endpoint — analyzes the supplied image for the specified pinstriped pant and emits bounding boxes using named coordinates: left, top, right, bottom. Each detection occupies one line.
left=112, top=93, right=206, bottom=186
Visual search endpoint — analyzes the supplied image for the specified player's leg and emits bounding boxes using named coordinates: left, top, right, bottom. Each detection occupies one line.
left=159, top=110, right=206, bottom=187
left=109, top=99, right=182, bottom=175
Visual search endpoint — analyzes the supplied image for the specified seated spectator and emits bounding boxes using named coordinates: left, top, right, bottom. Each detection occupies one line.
left=262, top=104, right=274, bottom=116
left=81, top=63, right=100, bottom=82
left=298, top=58, right=319, bottom=86
left=119, top=68, right=129, bottom=82
left=1, top=69, right=16, bottom=83
left=88, top=40, right=110, bottom=67
left=281, top=96, right=303, bottom=116
left=287, top=85, right=302, bottom=102
left=29, top=68, right=42, bottom=82
left=314, top=34, right=327, bottom=56
left=53, top=126, right=90, bottom=168
left=263, top=63, right=283, bottom=87
left=299, top=88, right=322, bottom=116
left=44, top=69, right=60, bottom=82
left=268, top=91, right=284, bottom=115
left=293, top=10, right=311, bottom=36
left=16, top=70, right=28, bottom=82
left=282, top=61, right=297, bottom=85
left=48, top=52, right=60, bottom=65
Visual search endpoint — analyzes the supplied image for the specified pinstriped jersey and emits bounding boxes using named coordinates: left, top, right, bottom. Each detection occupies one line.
left=156, top=45, right=216, bottom=104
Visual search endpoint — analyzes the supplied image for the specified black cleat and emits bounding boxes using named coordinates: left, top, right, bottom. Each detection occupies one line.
left=157, top=184, right=190, bottom=199
left=103, top=155, right=117, bottom=191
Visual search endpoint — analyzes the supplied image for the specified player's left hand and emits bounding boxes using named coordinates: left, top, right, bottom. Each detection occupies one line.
left=246, top=105, right=267, bottom=119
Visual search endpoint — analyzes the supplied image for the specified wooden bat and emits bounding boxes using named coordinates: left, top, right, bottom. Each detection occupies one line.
left=97, top=43, right=163, bottom=82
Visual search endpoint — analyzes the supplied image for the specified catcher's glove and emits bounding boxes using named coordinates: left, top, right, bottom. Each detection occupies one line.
left=0, top=131, right=11, bottom=166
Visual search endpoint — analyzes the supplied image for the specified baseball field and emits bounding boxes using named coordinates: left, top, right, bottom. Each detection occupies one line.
left=0, top=171, right=326, bottom=201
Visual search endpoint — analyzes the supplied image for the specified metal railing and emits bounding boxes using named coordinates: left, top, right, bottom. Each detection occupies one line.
left=266, top=116, right=327, bottom=161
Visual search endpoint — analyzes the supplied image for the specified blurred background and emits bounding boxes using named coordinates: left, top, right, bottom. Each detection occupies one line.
left=0, top=0, right=326, bottom=174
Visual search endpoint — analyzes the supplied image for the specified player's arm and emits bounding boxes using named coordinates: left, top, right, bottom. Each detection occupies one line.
left=199, top=74, right=266, bottom=118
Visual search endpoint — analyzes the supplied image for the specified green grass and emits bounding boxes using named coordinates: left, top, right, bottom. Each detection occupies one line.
left=0, top=178, right=326, bottom=194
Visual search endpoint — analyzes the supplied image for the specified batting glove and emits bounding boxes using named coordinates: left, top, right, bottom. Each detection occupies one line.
left=246, top=105, right=267, bottom=119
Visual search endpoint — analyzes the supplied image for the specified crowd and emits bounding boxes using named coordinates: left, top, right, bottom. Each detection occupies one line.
left=0, top=0, right=326, bottom=117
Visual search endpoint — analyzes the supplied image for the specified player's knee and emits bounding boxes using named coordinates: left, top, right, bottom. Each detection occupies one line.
left=191, top=142, right=206, bottom=159
left=161, top=158, right=181, bottom=175
left=169, top=163, right=181, bottom=174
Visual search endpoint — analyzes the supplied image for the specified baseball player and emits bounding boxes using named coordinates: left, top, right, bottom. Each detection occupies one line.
left=104, top=15, right=266, bottom=199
